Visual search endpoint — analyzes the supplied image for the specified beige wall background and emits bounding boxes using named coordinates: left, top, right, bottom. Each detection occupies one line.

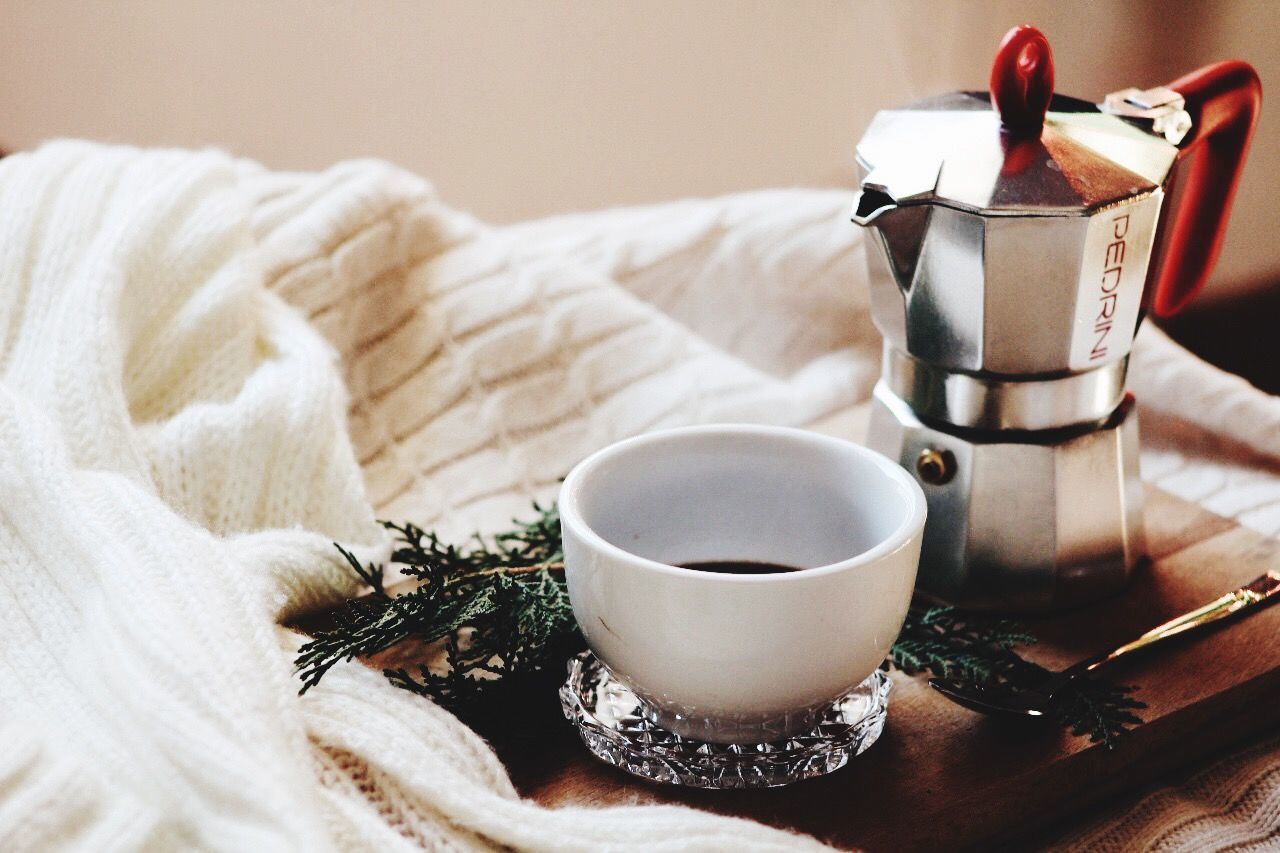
left=0, top=0, right=1275, bottom=304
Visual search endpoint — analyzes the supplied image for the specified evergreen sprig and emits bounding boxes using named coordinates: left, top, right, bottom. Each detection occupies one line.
left=889, top=606, right=1145, bottom=748
left=1049, top=675, right=1147, bottom=747
left=296, top=502, right=1145, bottom=746
left=295, top=503, right=582, bottom=717
left=890, top=606, right=1037, bottom=684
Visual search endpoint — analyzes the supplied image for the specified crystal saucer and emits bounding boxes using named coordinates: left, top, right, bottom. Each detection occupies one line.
left=559, top=651, right=892, bottom=789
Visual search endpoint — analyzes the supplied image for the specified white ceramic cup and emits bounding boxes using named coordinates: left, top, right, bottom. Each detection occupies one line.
left=559, top=424, right=926, bottom=743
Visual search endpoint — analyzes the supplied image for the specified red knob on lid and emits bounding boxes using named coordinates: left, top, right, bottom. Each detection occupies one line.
left=990, top=25, right=1055, bottom=136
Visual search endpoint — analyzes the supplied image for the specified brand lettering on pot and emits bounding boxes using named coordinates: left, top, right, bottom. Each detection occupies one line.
left=1090, top=213, right=1130, bottom=361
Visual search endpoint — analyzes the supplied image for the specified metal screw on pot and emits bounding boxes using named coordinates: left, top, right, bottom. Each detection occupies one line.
left=916, top=448, right=956, bottom=485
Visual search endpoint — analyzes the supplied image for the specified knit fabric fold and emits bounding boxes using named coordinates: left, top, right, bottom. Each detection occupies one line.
left=1, top=140, right=1276, bottom=850
left=0, top=142, right=827, bottom=852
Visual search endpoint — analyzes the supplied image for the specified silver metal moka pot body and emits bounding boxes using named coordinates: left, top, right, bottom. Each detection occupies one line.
left=852, top=87, right=1196, bottom=611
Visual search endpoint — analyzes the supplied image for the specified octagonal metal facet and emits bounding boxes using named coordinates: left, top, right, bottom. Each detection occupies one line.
left=861, top=192, right=1163, bottom=376
left=852, top=93, right=1179, bottom=378
left=867, top=383, right=1145, bottom=611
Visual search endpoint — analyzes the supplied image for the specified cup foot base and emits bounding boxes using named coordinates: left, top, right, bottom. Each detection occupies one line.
left=559, top=651, right=892, bottom=789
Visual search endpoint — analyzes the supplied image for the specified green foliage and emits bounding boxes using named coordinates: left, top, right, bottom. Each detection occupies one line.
left=890, top=606, right=1037, bottom=683
left=1048, top=675, right=1147, bottom=748
left=296, top=502, right=1144, bottom=746
left=890, top=605, right=1146, bottom=748
left=295, top=503, right=582, bottom=718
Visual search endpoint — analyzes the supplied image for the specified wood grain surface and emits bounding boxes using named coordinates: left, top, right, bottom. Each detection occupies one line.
left=488, top=408, right=1280, bottom=851
left=332, top=405, right=1280, bottom=851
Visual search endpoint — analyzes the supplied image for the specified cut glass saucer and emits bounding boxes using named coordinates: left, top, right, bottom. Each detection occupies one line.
left=559, top=651, right=892, bottom=789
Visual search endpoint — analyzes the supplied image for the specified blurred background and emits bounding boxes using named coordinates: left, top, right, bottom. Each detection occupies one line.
left=0, top=0, right=1274, bottom=376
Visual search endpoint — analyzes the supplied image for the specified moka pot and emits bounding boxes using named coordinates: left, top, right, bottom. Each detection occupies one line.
left=852, top=26, right=1260, bottom=610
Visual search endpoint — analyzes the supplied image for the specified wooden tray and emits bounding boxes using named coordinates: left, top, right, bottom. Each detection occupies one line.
left=486, top=408, right=1280, bottom=851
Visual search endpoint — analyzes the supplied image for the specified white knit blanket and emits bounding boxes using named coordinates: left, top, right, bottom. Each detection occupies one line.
left=1, top=142, right=1277, bottom=851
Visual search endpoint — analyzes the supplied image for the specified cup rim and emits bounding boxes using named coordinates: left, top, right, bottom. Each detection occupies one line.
left=559, top=423, right=926, bottom=583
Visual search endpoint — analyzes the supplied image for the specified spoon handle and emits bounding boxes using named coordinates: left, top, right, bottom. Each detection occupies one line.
left=1084, top=571, right=1280, bottom=673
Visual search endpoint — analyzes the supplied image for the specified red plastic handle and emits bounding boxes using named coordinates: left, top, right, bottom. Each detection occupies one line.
left=1147, top=61, right=1261, bottom=317
left=990, top=25, right=1054, bottom=136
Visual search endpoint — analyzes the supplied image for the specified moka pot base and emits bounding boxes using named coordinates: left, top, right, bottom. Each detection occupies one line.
left=867, top=380, right=1145, bottom=612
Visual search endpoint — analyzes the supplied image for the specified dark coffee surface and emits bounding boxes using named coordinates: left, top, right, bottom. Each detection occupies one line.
left=678, top=560, right=802, bottom=575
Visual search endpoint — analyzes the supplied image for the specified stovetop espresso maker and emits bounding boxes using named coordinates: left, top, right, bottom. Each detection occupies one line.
left=853, top=26, right=1260, bottom=610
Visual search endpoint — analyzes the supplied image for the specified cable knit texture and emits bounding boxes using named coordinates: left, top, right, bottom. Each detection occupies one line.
left=0, top=141, right=1276, bottom=851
